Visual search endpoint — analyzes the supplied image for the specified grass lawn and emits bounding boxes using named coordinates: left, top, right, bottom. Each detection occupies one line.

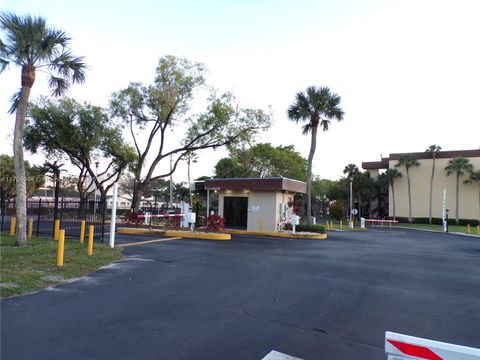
left=393, top=223, right=480, bottom=236
left=0, top=234, right=123, bottom=298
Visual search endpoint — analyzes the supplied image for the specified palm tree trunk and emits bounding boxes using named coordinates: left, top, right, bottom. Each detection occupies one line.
left=306, top=126, right=318, bottom=225
left=14, top=86, right=31, bottom=247
left=455, top=174, right=460, bottom=225
left=391, top=183, right=396, bottom=221
left=428, top=158, right=435, bottom=224
left=407, top=168, right=412, bottom=223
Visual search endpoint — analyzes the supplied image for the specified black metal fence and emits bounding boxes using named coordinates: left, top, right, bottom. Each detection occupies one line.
left=0, top=198, right=106, bottom=242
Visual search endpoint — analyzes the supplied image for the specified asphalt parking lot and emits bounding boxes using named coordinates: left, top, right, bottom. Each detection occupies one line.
left=2, top=229, right=480, bottom=360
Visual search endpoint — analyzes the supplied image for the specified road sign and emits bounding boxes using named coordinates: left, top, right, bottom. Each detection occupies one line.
left=352, top=208, right=358, bottom=215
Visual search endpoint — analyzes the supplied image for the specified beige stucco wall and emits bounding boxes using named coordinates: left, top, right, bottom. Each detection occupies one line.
left=218, top=190, right=295, bottom=232
left=390, top=156, right=480, bottom=220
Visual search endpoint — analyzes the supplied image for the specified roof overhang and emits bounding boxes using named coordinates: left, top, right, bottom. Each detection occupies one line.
left=204, top=177, right=306, bottom=194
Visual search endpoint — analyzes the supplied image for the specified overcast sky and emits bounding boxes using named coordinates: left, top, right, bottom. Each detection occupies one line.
left=1, top=0, right=479, bottom=182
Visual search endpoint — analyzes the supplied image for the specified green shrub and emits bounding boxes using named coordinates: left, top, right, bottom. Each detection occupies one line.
left=285, top=223, right=326, bottom=234
left=328, top=201, right=345, bottom=221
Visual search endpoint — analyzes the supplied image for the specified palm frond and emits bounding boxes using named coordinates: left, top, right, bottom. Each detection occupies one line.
left=49, top=75, right=69, bottom=96
left=0, top=58, right=8, bottom=73
left=8, top=88, right=21, bottom=114
left=301, top=123, right=311, bottom=135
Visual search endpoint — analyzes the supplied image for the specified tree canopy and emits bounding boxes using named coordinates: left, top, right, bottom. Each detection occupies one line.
left=110, top=55, right=271, bottom=211
left=24, top=98, right=136, bottom=200
left=214, top=143, right=307, bottom=181
left=0, top=154, right=44, bottom=201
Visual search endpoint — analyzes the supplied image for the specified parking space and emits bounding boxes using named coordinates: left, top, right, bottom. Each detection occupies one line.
left=2, top=229, right=480, bottom=360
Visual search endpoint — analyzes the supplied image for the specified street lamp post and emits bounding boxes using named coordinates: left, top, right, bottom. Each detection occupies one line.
left=93, top=160, right=99, bottom=218
left=349, top=178, right=353, bottom=229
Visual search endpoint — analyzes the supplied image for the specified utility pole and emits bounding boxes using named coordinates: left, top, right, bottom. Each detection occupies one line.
left=169, top=154, right=173, bottom=209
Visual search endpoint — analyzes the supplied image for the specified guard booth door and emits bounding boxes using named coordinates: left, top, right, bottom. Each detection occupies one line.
left=223, top=197, right=248, bottom=229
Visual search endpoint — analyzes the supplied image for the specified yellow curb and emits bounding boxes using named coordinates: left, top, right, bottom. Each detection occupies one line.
left=117, top=228, right=166, bottom=236
left=223, top=229, right=327, bottom=240
left=117, top=228, right=231, bottom=240
left=119, top=237, right=182, bottom=247
left=164, top=231, right=231, bottom=240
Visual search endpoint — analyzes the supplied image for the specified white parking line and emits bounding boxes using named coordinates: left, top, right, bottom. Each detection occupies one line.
left=118, top=237, right=182, bottom=247
left=262, top=350, right=303, bottom=360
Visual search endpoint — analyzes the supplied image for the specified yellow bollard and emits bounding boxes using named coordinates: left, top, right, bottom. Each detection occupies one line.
left=88, top=225, right=94, bottom=256
left=80, top=220, right=86, bottom=244
left=57, top=230, right=65, bottom=267
left=10, top=217, right=16, bottom=236
left=28, top=218, right=33, bottom=239
left=467, top=224, right=471, bottom=234
left=54, top=219, right=60, bottom=240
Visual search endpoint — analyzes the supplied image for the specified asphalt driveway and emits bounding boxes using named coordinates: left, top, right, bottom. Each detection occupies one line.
left=2, top=229, right=479, bottom=359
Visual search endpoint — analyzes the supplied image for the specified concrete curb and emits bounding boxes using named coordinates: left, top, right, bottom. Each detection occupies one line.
left=117, top=228, right=231, bottom=240
left=223, top=229, right=327, bottom=240
left=394, top=226, right=480, bottom=237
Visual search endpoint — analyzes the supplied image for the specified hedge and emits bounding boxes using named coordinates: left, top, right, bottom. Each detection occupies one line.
left=285, top=223, right=326, bottom=234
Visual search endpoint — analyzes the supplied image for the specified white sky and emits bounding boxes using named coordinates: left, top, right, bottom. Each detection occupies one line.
left=1, top=0, right=479, bottom=182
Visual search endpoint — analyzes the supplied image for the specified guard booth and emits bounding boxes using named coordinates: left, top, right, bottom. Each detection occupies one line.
left=205, top=177, right=306, bottom=232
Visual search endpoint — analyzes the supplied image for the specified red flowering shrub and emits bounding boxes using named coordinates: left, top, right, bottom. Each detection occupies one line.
left=288, top=200, right=302, bottom=216
left=169, top=215, right=181, bottom=229
left=206, top=214, right=225, bottom=232
left=124, top=211, right=144, bottom=225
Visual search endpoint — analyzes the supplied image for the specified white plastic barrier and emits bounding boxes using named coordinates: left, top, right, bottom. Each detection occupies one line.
left=386, top=331, right=480, bottom=360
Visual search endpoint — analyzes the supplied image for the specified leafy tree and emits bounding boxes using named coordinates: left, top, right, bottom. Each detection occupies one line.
left=25, top=98, right=136, bottom=202
left=445, top=157, right=473, bottom=224
left=0, top=12, right=86, bottom=246
left=287, top=86, right=344, bottom=224
left=0, top=154, right=44, bottom=201
left=380, top=168, right=402, bottom=221
left=214, top=143, right=307, bottom=181
left=110, top=56, right=271, bottom=212
left=311, top=177, right=335, bottom=218
left=328, top=201, right=344, bottom=221
left=395, top=154, right=420, bottom=223
left=425, top=144, right=442, bottom=224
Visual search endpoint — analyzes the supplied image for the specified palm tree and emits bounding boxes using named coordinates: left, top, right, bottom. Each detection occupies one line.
left=287, top=86, right=344, bottom=224
left=184, top=151, right=198, bottom=207
left=383, top=168, right=402, bottom=221
left=425, top=145, right=441, bottom=224
left=0, top=12, right=86, bottom=246
left=395, top=154, right=420, bottom=223
left=465, top=169, right=480, bottom=223
left=445, top=157, right=473, bottom=225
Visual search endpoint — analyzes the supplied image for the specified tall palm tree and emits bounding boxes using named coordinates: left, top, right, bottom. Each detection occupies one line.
left=395, top=154, right=420, bottom=223
left=0, top=12, right=86, bottom=246
left=445, top=157, right=473, bottom=225
left=383, top=168, right=402, bottom=221
left=425, top=144, right=442, bottom=224
left=287, top=86, right=344, bottom=224
left=465, top=169, right=480, bottom=223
